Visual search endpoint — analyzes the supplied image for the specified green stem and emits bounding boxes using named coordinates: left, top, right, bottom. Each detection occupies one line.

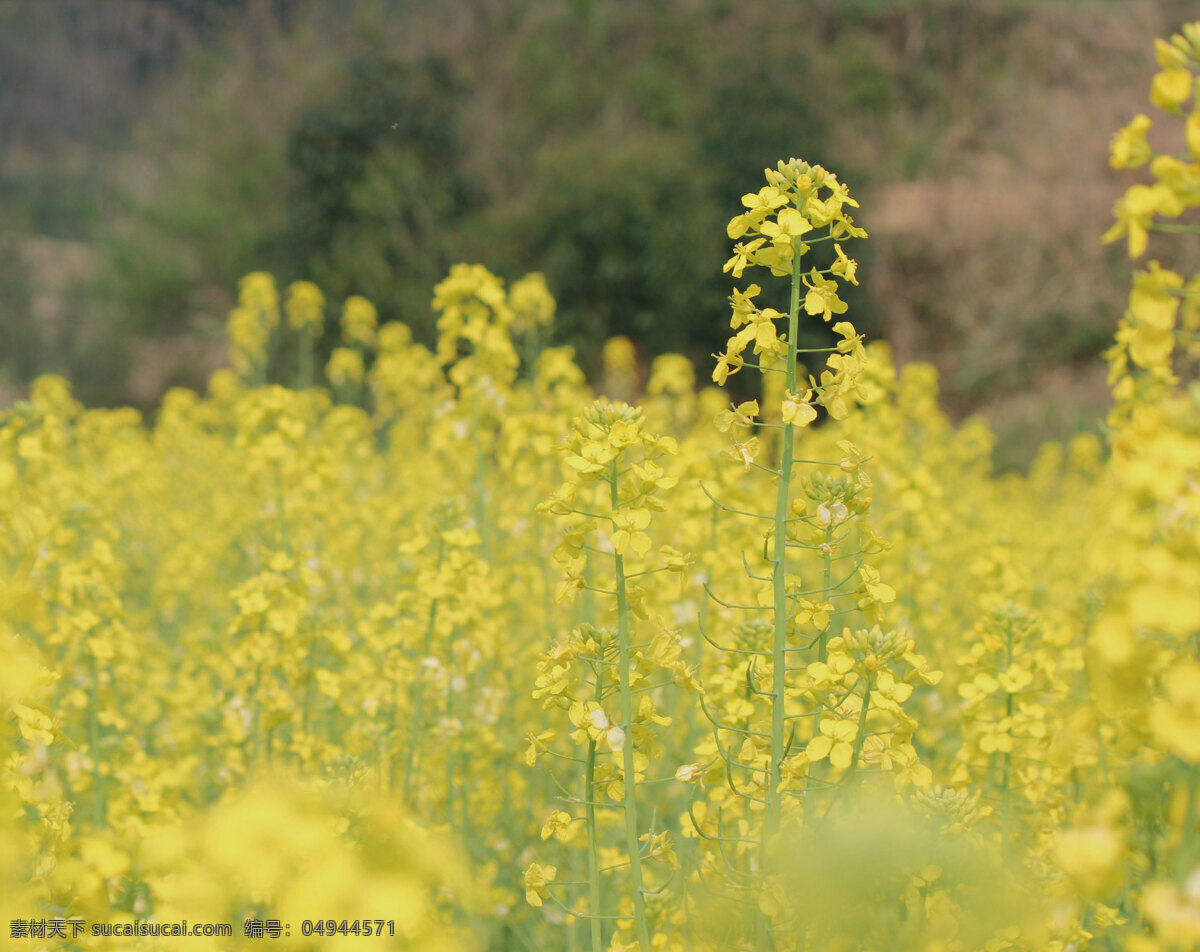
left=585, top=734, right=604, bottom=952
left=250, top=661, right=263, bottom=779
left=610, top=461, right=651, bottom=952
left=298, top=323, right=315, bottom=389
left=842, top=671, right=874, bottom=791
left=387, top=677, right=399, bottom=790
left=809, top=525, right=836, bottom=795
left=758, top=250, right=803, bottom=951
left=404, top=536, right=445, bottom=806
left=87, top=653, right=105, bottom=827
left=302, top=630, right=317, bottom=736
left=1178, top=769, right=1199, bottom=876
left=819, top=525, right=833, bottom=663
left=471, top=391, right=491, bottom=561
left=1000, top=622, right=1015, bottom=853
left=683, top=502, right=717, bottom=760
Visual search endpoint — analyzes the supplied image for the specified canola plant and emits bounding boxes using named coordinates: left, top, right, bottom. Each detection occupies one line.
left=3, top=21, right=1200, bottom=952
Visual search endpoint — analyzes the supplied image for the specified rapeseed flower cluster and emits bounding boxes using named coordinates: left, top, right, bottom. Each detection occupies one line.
left=3, top=22, right=1200, bottom=952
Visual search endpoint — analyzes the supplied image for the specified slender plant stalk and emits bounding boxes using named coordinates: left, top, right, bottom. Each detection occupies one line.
left=819, top=526, right=833, bottom=663
left=471, top=392, right=491, bottom=560
left=810, top=525, right=834, bottom=774
left=585, top=734, right=604, bottom=952
left=1000, top=621, right=1015, bottom=854
left=610, top=461, right=652, bottom=952
left=404, top=536, right=444, bottom=805
left=298, top=323, right=315, bottom=389
left=87, top=653, right=106, bottom=826
left=758, top=246, right=804, bottom=950
left=842, top=671, right=874, bottom=791
left=249, top=661, right=263, bottom=778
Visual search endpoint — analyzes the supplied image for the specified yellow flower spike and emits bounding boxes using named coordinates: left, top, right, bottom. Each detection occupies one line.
left=238, top=270, right=280, bottom=316
left=326, top=347, right=364, bottom=387
left=285, top=280, right=326, bottom=331
left=340, top=295, right=378, bottom=346
left=508, top=272, right=555, bottom=334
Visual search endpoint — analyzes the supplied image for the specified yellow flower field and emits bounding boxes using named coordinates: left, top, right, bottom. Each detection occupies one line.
left=3, top=21, right=1200, bottom=952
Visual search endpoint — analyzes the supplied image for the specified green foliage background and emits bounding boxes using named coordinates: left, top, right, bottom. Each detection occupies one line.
left=1, top=0, right=1195, bottom=466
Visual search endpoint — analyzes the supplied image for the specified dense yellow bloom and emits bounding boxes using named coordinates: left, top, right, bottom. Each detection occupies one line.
left=325, top=347, right=364, bottom=387
left=508, top=272, right=555, bottom=334
left=5, top=24, right=1200, bottom=952
left=286, top=280, right=326, bottom=331
left=1150, top=663, right=1200, bottom=762
left=340, top=295, right=377, bottom=346
left=1057, top=825, right=1125, bottom=897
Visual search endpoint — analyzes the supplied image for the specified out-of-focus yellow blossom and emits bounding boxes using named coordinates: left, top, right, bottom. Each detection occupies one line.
left=325, top=347, right=364, bottom=387
left=3, top=24, right=1200, bottom=952
left=286, top=280, right=326, bottom=331
left=1150, top=663, right=1200, bottom=762
left=340, top=295, right=377, bottom=346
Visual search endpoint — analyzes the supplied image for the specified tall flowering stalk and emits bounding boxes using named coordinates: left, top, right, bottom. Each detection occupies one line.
left=286, top=281, right=326, bottom=390
left=697, top=159, right=935, bottom=946
left=227, top=272, right=281, bottom=386
left=1076, top=22, right=1200, bottom=949
left=528, top=399, right=698, bottom=952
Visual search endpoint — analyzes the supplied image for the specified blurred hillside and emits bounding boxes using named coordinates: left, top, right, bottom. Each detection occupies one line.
left=1, top=0, right=1194, bottom=467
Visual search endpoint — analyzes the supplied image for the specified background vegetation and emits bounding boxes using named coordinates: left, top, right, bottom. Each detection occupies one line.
left=1, top=0, right=1195, bottom=466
